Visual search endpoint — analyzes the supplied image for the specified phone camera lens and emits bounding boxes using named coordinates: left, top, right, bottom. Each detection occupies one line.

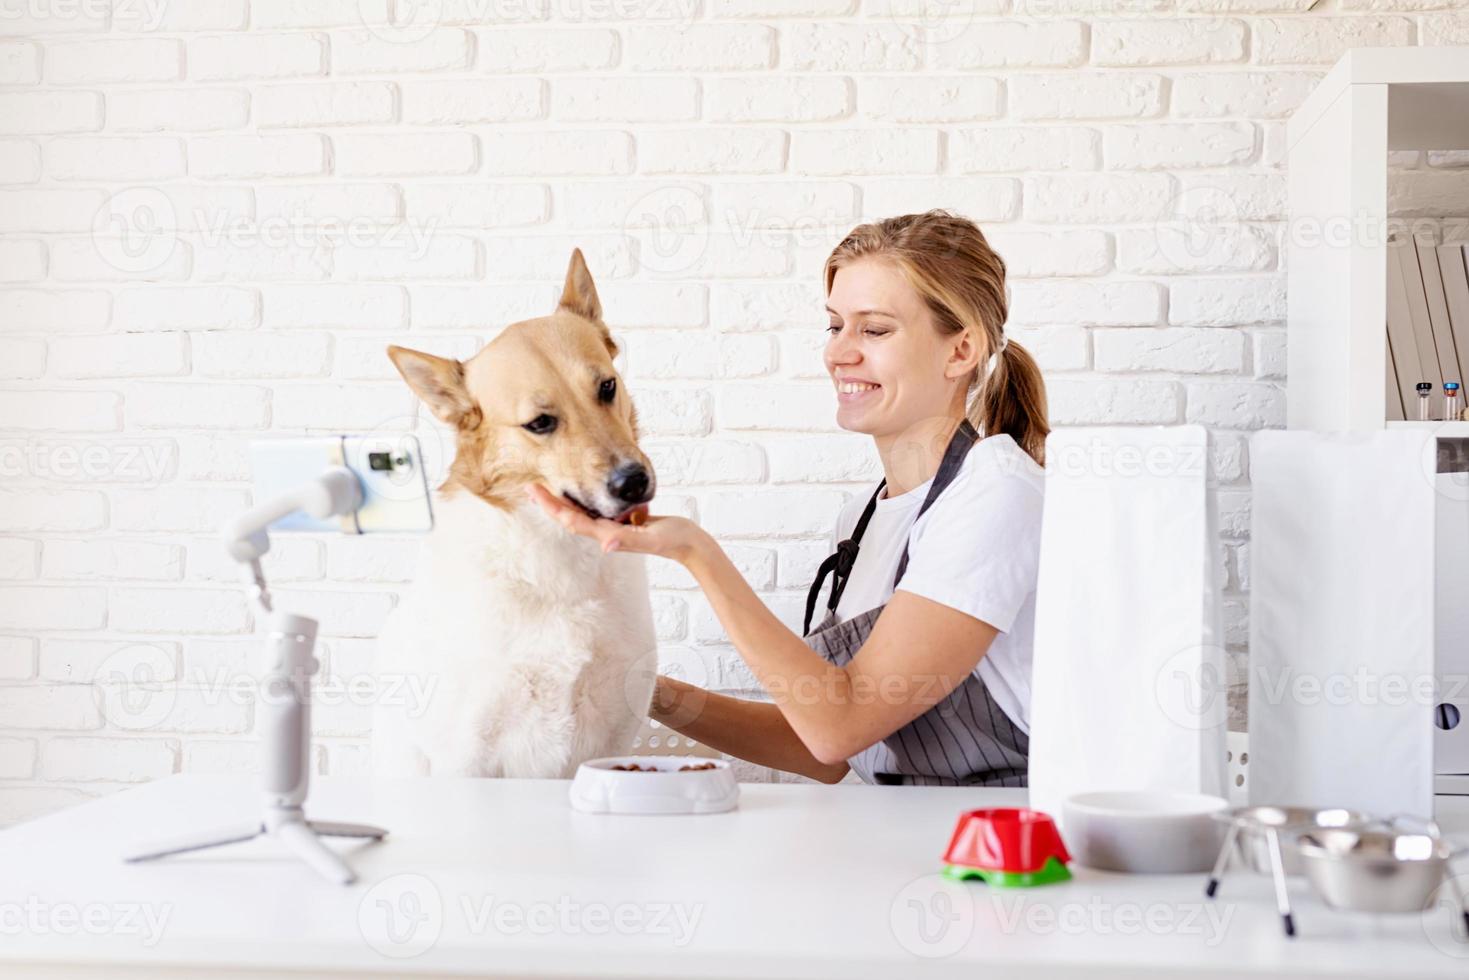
left=368, top=452, right=393, bottom=471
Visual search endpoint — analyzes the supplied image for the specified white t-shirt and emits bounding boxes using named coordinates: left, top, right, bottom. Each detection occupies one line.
left=828, top=433, right=1044, bottom=734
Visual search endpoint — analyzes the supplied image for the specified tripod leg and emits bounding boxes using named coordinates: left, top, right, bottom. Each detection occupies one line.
left=275, top=820, right=357, bottom=886
left=308, top=820, right=388, bottom=840
left=1204, top=821, right=1239, bottom=898
left=1266, top=827, right=1296, bottom=938
left=124, top=822, right=264, bottom=863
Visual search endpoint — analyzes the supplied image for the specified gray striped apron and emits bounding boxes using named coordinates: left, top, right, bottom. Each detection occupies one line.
left=801, top=420, right=1029, bottom=787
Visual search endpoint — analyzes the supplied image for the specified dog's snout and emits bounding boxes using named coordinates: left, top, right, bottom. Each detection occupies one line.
left=607, top=462, right=652, bottom=504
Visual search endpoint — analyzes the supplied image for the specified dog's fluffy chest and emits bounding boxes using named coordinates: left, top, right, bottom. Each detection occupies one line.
left=373, top=490, right=657, bottom=779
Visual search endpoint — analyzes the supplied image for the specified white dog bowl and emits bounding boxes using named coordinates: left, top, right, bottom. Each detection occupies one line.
left=1063, top=791, right=1229, bottom=873
left=568, top=756, right=739, bottom=815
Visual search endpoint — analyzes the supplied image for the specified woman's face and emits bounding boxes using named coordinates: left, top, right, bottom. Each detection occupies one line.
left=824, top=257, right=969, bottom=439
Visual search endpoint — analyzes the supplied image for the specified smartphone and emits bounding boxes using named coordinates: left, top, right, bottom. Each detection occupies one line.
left=249, top=435, right=434, bottom=533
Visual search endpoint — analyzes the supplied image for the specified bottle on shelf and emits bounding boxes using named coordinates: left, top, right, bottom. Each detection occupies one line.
left=1446, top=381, right=1462, bottom=422
left=1418, top=382, right=1434, bottom=421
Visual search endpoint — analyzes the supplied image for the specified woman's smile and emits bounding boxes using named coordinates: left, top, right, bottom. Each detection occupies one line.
left=836, top=378, right=882, bottom=402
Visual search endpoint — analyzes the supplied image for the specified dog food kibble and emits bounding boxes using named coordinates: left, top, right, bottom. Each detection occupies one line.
left=607, top=761, right=719, bottom=772
left=629, top=509, right=647, bottom=527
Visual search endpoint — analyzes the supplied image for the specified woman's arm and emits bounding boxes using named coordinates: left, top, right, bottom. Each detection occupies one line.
left=684, top=539, right=999, bottom=765
left=650, top=675, right=850, bottom=784
left=525, top=485, right=997, bottom=767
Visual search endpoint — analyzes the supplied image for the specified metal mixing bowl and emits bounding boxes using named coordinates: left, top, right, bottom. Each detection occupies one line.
left=1219, top=805, right=1374, bottom=876
left=1294, top=827, right=1466, bottom=914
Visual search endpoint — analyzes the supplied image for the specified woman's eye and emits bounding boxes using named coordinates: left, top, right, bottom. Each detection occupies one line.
left=864, top=329, right=889, bottom=337
left=826, top=324, right=841, bottom=334
left=598, top=378, right=616, bottom=403
left=524, top=414, right=557, bottom=435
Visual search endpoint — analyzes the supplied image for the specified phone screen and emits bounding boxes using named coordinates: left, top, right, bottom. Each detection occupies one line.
left=250, top=435, right=434, bottom=534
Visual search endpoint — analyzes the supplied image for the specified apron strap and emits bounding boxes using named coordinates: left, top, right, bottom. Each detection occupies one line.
left=892, top=419, right=979, bottom=590
left=801, top=419, right=980, bottom=637
left=802, top=479, right=886, bottom=637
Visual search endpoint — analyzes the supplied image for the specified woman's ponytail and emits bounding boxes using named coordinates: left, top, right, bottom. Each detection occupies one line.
left=972, top=335, right=1049, bottom=467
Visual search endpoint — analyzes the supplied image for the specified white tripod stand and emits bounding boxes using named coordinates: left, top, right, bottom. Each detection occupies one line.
left=123, top=467, right=388, bottom=885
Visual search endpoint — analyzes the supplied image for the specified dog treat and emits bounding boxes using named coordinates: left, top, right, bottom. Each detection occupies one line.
left=607, top=761, right=719, bottom=772
left=629, top=509, right=647, bottom=527
left=678, top=762, right=717, bottom=771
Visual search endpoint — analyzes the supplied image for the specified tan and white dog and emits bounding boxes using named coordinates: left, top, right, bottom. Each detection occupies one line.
left=371, top=250, right=658, bottom=778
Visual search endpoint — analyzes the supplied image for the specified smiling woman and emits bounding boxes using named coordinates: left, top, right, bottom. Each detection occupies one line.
left=531, top=210, right=1050, bottom=788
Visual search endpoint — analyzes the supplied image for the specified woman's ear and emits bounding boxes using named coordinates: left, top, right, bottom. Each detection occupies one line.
left=945, top=328, right=984, bottom=381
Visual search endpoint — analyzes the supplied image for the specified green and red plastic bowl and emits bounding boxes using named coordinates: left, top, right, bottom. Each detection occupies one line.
left=941, top=807, right=1072, bottom=887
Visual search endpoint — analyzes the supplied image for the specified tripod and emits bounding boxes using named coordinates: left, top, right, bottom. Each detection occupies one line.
left=123, top=467, right=388, bottom=885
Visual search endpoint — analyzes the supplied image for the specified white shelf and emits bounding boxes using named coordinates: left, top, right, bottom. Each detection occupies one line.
left=1286, top=47, right=1469, bottom=432
left=1387, top=419, right=1469, bottom=436
left=1289, top=47, right=1469, bottom=152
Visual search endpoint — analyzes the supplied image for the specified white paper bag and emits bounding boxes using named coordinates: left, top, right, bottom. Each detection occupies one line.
left=1249, top=430, right=1436, bottom=817
left=1029, top=426, right=1228, bottom=821
left=1436, top=465, right=1469, bottom=777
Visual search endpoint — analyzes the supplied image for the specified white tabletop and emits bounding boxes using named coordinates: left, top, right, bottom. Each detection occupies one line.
left=2, top=774, right=1467, bottom=979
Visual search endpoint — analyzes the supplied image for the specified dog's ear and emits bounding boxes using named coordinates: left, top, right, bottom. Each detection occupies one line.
left=387, top=345, right=481, bottom=429
left=557, top=247, right=603, bottom=323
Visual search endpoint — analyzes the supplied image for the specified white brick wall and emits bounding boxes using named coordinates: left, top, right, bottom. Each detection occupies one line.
left=0, top=3, right=1454, bottom=826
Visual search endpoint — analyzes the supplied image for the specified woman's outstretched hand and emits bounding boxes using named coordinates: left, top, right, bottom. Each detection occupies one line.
left=525, top=484, right=708, bottom=567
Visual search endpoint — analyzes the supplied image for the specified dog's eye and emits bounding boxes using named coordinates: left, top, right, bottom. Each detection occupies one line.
left=598, top=378, right=616, bottom=404
left=523, top=414, right=557, bottom=435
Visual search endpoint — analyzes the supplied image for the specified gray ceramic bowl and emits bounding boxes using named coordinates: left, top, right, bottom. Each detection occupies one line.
left=1063, top=791, right=1230, bottom=873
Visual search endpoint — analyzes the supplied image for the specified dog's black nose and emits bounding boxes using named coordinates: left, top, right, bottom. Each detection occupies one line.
left=608, top=463, right=652, bottom=504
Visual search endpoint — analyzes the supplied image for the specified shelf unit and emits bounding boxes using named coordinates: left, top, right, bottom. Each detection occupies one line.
left=1286, top=46, right=1469, bottom=432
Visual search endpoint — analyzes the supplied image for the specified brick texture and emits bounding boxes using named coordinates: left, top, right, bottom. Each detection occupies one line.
left=0, top=8, right=1411, bottom=821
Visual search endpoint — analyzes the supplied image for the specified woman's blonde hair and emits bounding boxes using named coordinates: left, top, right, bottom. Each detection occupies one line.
left=824, top=209, right=1049, bottom=466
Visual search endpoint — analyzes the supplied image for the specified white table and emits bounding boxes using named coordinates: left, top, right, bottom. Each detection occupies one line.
left=1, top=775, right=1466, bottom=979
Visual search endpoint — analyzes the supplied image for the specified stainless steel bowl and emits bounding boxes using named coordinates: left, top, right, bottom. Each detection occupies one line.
left=1218, top=806, right=1374, bottom=876
left=1295, top=828, right=1466, bottom=914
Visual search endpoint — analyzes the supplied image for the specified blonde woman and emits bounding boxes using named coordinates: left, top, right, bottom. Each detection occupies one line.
left=529, top=211, right=1049, bottom=787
